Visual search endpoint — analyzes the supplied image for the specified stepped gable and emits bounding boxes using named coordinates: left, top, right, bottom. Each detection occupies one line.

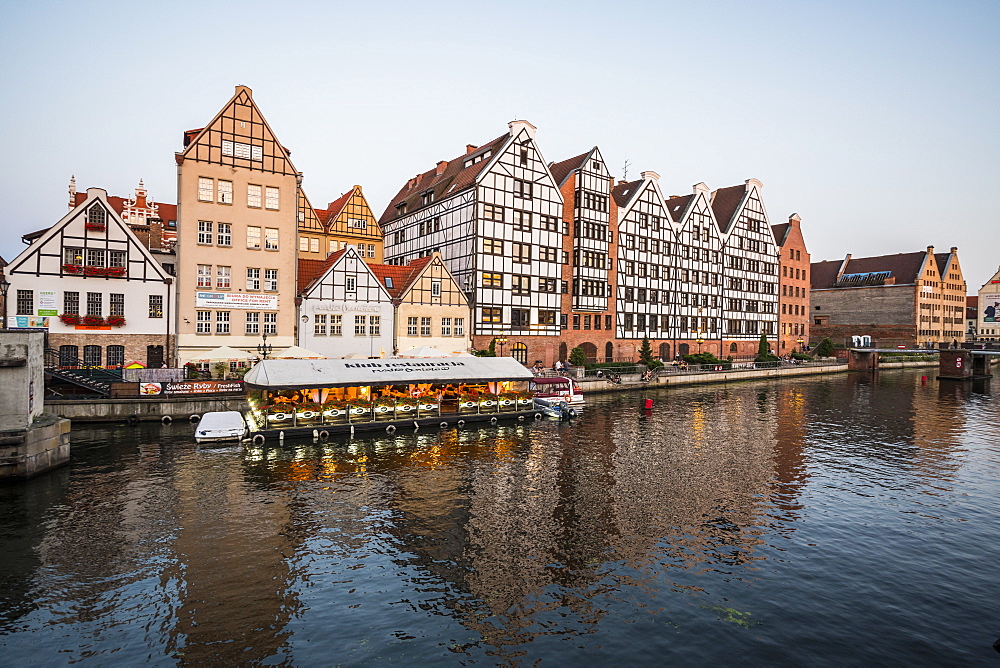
left=368, top=255, right=433, bottom=300
left=378, top=133, right=509, bottom=225
left=710, top=184, right=747, bottom=233
left=549, top=151, right=590, bottom=187
left=611, top=178, right=643, bottom=208
left=297, top=249, right=347, bottom=294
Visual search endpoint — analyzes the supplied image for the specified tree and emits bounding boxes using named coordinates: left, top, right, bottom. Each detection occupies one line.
left=569, top=346, right=587, bottom=367
left=814, top=337, right=835, bottom=357
left=757, top=333, right=770, bottom=358
left=488, top=337, right=497, bottom=356
left=639, top=336, right=654, bottom=367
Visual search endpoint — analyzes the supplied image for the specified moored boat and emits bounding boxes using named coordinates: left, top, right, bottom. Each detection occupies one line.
left=241, top=356, right=539, bottom=440
left=194, top=411, right=248, bottom=444
left=528, top=376, right=585, bottom=406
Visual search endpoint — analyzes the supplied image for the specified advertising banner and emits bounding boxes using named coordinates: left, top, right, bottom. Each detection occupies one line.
left=195, top=292, right=278, bottom=310
left=982, top=293, right=1000, bottom=323
left=37, top=291, right=58, bottom=316
left=137, top=380, right=244, bottom=396
left=12, top=316, right=50, bottom=328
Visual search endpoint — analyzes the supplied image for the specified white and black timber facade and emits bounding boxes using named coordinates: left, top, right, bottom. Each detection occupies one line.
left=380, top=121, right=564, bottom=343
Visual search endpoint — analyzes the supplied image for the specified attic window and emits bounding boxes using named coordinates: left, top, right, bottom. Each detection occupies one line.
left=396, top=202, right=408, bottom=215
left=421, top=191, right=434, bottom=205
left=384, top=277, right=393, bottom=288
left=592, top=161, right=601, bottom=172
left=463, top=150, right=492, bottom=168
left=87, top=205, right=106, bottom=230
left=222, top=140, right=262, bottom=161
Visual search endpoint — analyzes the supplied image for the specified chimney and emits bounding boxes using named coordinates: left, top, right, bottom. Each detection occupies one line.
left=950, top=246, right=957, bottom=253
left=926, top=245, right=935, bottom=254
left=235, top=84, right=252, bottom=97
left=789, top=213, right=801, bottom=226
left=693, top=182, right=710, bottom=194
left=745, top=178, right=763, bottom=190
left=508, top=119, right=537, bottom=139
left=435, top=160, right=448, bottom=175
left=466, top=144, right=478, bottom=155
left=641, top=171, right=660, bottom=182
left=149, top=219, right=163, bottom=250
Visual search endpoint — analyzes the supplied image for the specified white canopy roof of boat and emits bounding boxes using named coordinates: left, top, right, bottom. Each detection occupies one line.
left=243, top=356, right=534, bottom=389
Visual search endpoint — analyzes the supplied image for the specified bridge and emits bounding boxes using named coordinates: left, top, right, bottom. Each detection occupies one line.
left=846, top=347, right=998, bottom=379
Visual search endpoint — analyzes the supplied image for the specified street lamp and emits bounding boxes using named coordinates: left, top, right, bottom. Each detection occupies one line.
left=0, top=271, right=9, bottom=330
left=796, top=338, right=805, bottom=352
left=257, top=332, right=273, bottom=360
left=495, top=335, right=508, bottom=357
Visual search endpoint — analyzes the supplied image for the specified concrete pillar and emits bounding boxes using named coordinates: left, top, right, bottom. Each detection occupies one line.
left=847, top=350, right=878, bottom=370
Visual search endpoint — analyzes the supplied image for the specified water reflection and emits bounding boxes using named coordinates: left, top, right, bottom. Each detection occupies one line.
left=0, top=369, right=997, bottom=665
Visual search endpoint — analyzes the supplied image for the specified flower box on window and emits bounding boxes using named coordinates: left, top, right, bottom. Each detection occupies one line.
left=84, top=222, right=106, bottom=232
left=62, top=264, right=83, bottom=274
left=82, top=315, right=105, bottom=327
left=105, top=315, right=126, bottom=328
left=58, top=313, right=81, bottom=326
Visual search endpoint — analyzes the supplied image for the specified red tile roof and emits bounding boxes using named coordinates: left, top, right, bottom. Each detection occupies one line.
left=811, top=251, right=929, bottom=289
left=665, top=194, right=694, bottom=221
left=710, top=184, right=746, bottom=233
left=549, top=151, right=590, bottom=187
left=611, top=178, right=643, bottom=208
left=297, top=249, right=347, bottom=294
left=378, top=133, right=509, bottom=225
left=771, top=223, right=791, bottom=246
left=368, top=255, right=434, bottom=299
left=318, top=189, right=354, bottom=226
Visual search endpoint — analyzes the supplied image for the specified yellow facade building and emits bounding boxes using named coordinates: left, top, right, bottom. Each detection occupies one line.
left=297, top=185, right=383, bottom=263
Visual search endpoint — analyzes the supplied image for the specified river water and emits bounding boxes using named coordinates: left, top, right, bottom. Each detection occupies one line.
left=1, top=369, right=998, bottom=666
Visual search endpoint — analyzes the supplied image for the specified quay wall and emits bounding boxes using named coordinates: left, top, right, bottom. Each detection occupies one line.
left=45, top=360, right=957, bottom=423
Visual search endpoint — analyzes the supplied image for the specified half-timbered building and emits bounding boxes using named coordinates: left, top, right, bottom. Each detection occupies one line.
left=713, top=179, right=780, bottom=357
left=369, top=253, right=472, bottom=355
left=175, top=86, right=300, bottom=362
left=379, top=121, right=565, bottom=359
left=297, top=246, right=394, bottom=358
left=299, top=185, right=383, bottom=262
left=5, top=188, right=174, bottom=367
left=772, top=213, right=811, bottom=352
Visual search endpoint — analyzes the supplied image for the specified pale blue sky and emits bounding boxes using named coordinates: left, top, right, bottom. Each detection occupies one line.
left=2, top=0, right=997, bottom=289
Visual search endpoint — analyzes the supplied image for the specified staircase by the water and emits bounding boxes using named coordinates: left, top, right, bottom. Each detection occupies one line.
left=43, top=349, right=123, bottom=397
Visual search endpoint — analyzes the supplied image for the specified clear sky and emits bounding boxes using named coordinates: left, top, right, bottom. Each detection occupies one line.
left=1, top=0, right=997, bottom=291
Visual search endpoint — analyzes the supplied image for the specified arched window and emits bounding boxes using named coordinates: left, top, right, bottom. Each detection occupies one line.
left=511, top=342, right=528, bottom=364
left=605, top=342, right=614, bottom=362
left=580, top=342, right=597, bottom=363
left=59, top=345, right=79, bottom=366
left=659, top=342, right=670, bottom=360
left=83, top=345, right=102, bottom=367
left=678, top=343, right=690, bottom=356
left=558, top=342, right=568, bottom=364
left=730, top=343, right=738, bottom=353
left=106, top=345, right=125, bottom=367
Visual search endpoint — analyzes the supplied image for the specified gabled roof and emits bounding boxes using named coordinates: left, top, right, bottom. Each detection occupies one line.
left=664, top=194, right=694, bottom=221
left=611, top=178, right=643, bottom=208
left=319, top=189, right=353, bottom=225
left=811, top=251, right=929, bottom=289
left=71, top=191, right=177, bottom=224
left=710, top=184, right=747, bottom=233
left=771, top=223, right=791, bottom=246
left=379, top=133, right=509, bottom=225
left=368, top=255, right=434, bottom=299
left=934, top=252, right=953, bottom=275
left=297, top=249, right=347, bottom=294
left=549, top=151, right=590, bottom=187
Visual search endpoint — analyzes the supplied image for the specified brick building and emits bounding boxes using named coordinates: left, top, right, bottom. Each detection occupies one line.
left=772, top=213, right=810, bottom=352
left=810, top=246, right=967, bottom=348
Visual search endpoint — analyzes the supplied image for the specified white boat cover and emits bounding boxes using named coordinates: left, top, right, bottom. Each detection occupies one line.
left=243, top=356, right=534, bottom=389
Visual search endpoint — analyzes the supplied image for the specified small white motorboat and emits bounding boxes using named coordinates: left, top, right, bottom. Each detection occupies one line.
left=194, top=411, right=248, bottom=444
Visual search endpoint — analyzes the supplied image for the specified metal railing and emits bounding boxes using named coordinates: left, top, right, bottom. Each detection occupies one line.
left=43, top=348, right=124, bottom=396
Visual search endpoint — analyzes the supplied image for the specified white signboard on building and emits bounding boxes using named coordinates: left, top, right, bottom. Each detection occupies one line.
left=37, top=290, right=58, bottom=316
left=195, top=292, right=278, bottom=310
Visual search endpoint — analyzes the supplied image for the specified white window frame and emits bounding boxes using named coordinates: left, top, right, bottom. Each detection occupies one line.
left=248, top=184, right=262, bottom=208
left=198, top=178, right=213, bottom=202
left=265, top=186, right=279, bottom=210
left=217, top=180, right=233, bottom=204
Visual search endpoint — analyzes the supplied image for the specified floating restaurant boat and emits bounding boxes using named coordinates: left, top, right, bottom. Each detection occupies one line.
left=241, top=356, right=540, bottom=440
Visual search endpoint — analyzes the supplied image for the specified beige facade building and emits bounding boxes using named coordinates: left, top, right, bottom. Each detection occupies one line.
left=975, top=266, right=1000, bottom=341
left=370, top=253, right=472, bottom=355
left=175, top=86, right=300, bottom=362
left=811, top=246, right=967, bottom=348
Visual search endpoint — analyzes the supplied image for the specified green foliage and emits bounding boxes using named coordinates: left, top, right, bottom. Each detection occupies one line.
left=647, top=359, right=665, bottom=370
left=790, top=351, right=812, bottom=361
left=814, top=337, right=835, bottom=357
left=569, top=346, right=587, bottom=367
left=488, top=338, right=497, bottom=356
left=212, top=361, right=229, bottom=379
left=639, top=337, right=654, bottom=367
left=683, top=353, right=732, bottom=369
left=757, top=334, right=770, bottom=358
left=473, top=348, right=495, bottom=357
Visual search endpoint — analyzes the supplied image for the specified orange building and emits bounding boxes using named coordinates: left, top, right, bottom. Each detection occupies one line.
left=773, top=213, right=811, bottom=352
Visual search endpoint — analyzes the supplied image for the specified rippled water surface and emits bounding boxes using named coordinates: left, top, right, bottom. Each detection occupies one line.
left=2, top=369, right=998, bottom=666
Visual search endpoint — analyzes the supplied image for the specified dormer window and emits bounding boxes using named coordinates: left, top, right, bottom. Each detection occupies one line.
left=421, top=191, right=434, bottom=205
left=396, top=202, right=408, bottom=215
